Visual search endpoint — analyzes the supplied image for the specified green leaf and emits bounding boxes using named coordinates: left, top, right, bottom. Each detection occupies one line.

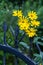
left=33, top=37, right=40, bottom=43
left=20, top=42, right=29, bottom=49
left=33, top=37, right=43, bottom=46
left=40, top=52, right=43, bottom=58
left=34, top=56, right=42, bottom=63
left=34, top=53, right=41, bottom=57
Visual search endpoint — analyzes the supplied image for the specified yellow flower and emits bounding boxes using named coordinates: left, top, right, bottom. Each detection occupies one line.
left=12, top=10, right=23, bottom=17
left=28, top=11, right=38, bottom=20
left=31, top=20, right=40, bottom=27
left=25, top=28, right=37, bottom=37
left=19, top=23, right=29, bottom=30
left=18, top=16, right=30, bottom=30
left=40, top=63, right=42, bottom=65
left=12, top=10, right=17, bottom=16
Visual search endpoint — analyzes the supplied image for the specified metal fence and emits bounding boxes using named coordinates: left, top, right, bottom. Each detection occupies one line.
left=0, top=22, right=41, bottom=65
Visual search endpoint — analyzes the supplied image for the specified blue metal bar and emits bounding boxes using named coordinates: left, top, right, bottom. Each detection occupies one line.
left=14, top=25, right=19, bottom=65
left=28, top=38, right=33, bottom=58
left=15, top=25, right=19, bottom=48
left=0, top=44, right=37, bottom=65
left=3, top=22, right=7, bottom=65
left=3, top=52, right=6, bottom=65
left=3, top=22, right=7, bottom=45
left=14, top=56, right=19, bottom=65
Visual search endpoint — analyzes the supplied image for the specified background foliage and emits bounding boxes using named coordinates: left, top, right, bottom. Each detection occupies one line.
left=0, top=0, right=43, bottom=65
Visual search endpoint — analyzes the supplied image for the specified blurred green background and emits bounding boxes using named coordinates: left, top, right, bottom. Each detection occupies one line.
left=0, top=0, right=43, bottom=65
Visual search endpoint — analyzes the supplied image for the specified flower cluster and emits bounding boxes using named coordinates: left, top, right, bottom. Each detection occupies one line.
left=12, top=10, right=40, bottom=37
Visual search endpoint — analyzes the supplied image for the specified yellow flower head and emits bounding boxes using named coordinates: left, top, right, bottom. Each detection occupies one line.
left=40, top=63, right=42, bottom=65
left=31, top=20, right=40, bottom=27
left=25, top=28, right=37, bottom=37
left=12, top=10, right=23, bottom=17
left=12, top=10, right=17, bottom=16
left=28, top=11, right=38, bottom=20
left=18, top=16, right=30, bottom=30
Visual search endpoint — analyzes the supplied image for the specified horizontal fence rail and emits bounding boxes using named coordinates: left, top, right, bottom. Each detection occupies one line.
left=0, top=44, right=37, bottom=65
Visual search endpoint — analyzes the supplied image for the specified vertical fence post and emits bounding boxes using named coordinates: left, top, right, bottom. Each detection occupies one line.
left=15, top=25, right=19, bottom=48
left=28, top=37, right=34, bottom=58
left=14, top=25, right=19, bottom=65
left=3, top=22, right=7, bottom=65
